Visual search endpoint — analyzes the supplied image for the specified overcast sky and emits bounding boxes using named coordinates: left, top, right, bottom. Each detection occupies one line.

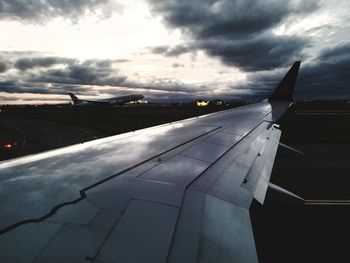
left=0, top=0, right=349, bottom=104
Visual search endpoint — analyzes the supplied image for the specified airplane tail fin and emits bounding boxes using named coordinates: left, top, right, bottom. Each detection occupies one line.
left=68, top=93, right=79, bottom=103
left=268, top=61, right=301, bottom=102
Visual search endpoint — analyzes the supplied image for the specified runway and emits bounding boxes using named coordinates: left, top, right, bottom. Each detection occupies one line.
left=305, top=200, right=350, bottom=205
left=296, top=110, right=350, bottom=116
left=251, top=143, right=350, bottom=263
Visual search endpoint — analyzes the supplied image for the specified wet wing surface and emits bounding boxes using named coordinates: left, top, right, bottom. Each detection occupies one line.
left=0, top=101, right=287, bottom=263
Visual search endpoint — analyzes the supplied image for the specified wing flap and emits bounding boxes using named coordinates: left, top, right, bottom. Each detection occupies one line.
left=168, top=190, right=258, bottom=263
left=190, top=121, right=276, bottom=207
left=246, top=127, right=281, bottom=204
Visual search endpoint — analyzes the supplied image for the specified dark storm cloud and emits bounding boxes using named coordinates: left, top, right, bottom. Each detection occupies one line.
left=150, top=0, right=287, bottom=37
left=30, top=59, right=127, bottom=87
left=0, top=61, right=9, bottom=73
left=0, top=79, right=97, bottom=95
left=0, top=81, right=20, bottom=92
left=317, top=43, right=350, bottom=63
left=150, top=0, right=318, bottom=37
left=0, top=0, right=121, bottom=22
left=14, top=57, right=76, bottom=71
left=199, top=34, right=308, bottom=71
left=0, top=57, right=127, bottom=95
left=148, top=0, right=319, bottom=71
left=0, top=55, right=202, bottom=96
left=151, top=35, right=308, bottom=71
left=297, top=43, right=350, bottom=100
left=0, top=80, right=53, bottom=94
left=241, top=43, right=350, bottom=100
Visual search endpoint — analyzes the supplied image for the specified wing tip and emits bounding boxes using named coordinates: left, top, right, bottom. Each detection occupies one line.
left=268, top=61, right=301, bottom=102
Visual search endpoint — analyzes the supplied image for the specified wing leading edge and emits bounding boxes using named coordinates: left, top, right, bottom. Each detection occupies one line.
left=0, top=62, right=301, bottom=262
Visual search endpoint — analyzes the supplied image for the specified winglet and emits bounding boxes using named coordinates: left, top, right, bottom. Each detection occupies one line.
left=268, top=61, right=301, bottom=102
left=68, top=93, right=79, bottom=103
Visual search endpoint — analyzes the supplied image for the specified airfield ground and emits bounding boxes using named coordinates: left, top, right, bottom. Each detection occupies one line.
left=0, top=102, right=349, bottom=262
left=253, top=102, right=350, bottom=262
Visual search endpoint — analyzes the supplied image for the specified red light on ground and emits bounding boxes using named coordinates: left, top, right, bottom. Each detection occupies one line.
left=3, top=144, right=13, bottom=149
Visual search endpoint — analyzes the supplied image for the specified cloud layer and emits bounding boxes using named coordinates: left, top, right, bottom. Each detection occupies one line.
left=0, top=0, right=122, bottom=22
left=148, top=0, right=319, bottom=71
left=241, top=43, right=350, bottom=100
left=0, top=54, right=208, bottom=101
left=0, top=0, right=349, bottom=102
left=0, top=61, right=9, bottom=73
left=297, top=43, right=350, bottom=99
left=1, top=40, right=350, bottom=101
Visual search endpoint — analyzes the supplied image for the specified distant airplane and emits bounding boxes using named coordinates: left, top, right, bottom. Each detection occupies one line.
left=0, top=62, right=303, bottom=262
left=68, top=92, right=144, bottom=107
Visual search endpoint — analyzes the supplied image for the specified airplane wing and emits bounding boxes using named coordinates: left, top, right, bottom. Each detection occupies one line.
left=0, top=62, right=301, bottom=263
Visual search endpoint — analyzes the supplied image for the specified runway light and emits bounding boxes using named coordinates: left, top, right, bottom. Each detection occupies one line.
left=3, top=144, right=13, bottom=149
left=197, top=100, right=209, bottom=107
